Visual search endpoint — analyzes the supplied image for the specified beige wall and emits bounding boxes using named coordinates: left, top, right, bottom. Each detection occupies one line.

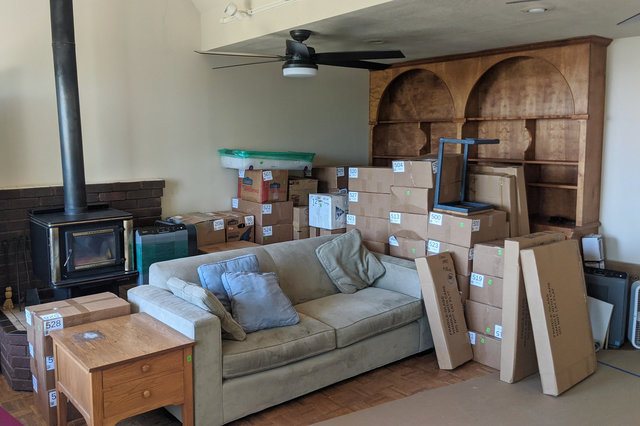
left=600, top=36, right=640, bottom=264
left=0, top=0, right=369, bottom=216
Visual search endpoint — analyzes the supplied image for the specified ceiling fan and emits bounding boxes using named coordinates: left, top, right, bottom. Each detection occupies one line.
left=196, top=29, right=405, bottom=78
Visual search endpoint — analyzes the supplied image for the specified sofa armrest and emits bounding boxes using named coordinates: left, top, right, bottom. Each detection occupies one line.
left=127, top=285, right=223, bottom=426
left=372, top=253, right=422, bottom=299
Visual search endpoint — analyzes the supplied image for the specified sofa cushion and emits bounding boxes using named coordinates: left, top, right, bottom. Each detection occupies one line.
left=197, top=254, right=259, bottom=312
left=166, top=277, right=246, bottom=341
left=295, top=287, right=423, bottom=348
left=222, top=313, right=335, bottom=379
left=222, top=272, right=299, bottom=333
left=315, top=229, right=385, bottom=294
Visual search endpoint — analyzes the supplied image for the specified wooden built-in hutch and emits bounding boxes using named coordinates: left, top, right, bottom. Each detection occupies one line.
left=369, top=36, right=611, bottom=237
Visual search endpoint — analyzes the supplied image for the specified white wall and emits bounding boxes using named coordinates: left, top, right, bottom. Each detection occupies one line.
left=600, top=36, right=640, bottom=264
left=0, top=0, right=369, bottom=216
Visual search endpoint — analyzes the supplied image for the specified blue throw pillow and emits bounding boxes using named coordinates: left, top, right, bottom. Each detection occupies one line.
left=197, top=254, right=259, bottom=312
left=221, top=272, right=299, bottom=333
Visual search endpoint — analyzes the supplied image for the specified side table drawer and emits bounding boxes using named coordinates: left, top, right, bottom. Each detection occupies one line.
left=103, top=370, right=185, bottom=419
left=103, top=350, right=183, bottom=388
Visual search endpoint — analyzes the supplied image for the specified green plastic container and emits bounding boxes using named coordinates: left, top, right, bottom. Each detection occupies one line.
left=218, top=149, right=315, bottom=170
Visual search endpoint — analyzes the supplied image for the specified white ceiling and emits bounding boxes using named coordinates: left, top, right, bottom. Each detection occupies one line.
left=204, top=0, right=640, bottom=68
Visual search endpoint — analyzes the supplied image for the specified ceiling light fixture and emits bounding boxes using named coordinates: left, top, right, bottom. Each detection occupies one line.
left=221, top=0, right=297, bottom=24
left=523, top=6, right=549, bottom=13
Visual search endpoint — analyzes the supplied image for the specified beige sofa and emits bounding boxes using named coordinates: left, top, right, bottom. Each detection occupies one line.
left=127, top=235, right=433, bottom=425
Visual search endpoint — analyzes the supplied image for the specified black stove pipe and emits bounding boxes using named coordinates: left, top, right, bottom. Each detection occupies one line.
left=50, top=0, right=87, bottom=215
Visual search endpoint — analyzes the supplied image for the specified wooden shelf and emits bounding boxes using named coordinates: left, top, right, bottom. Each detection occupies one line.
left=527, top=182, right=578, bottom=190
left=466, top=114, right=588, bottom=121
left=372, top=154, right=411, bottom=159
left=469, top=158, right=579, bottom=166
left=468, top=158, right=524, bottom=164
left=374, top=118, right=455, bottom=124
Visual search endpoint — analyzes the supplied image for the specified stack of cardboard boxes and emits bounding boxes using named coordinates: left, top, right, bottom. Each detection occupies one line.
left=466, top=240, right=505, bottom=369
left=233, top=169, right=293, bottom=245
left=25, top=293, right=130, bottom=425
left=307, top=166, right=349, bottom=237
left=287, top=177, right=317, bottom=240
left=346, top=167, right=393, bottom=254
left=170, top=210, right=255, bottom=253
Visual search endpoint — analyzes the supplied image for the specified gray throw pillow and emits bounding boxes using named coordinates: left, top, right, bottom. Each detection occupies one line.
left=315, top=229, right=386, bottom=294
left=197, top=254, right=259, bottom=312
left=167, top=277, right=246, bottom=341
left=221, top=272, right=299, bottom=333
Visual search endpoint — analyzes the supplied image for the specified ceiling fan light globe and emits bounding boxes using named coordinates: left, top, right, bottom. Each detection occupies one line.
left=282, top=62, right=318, bottom=78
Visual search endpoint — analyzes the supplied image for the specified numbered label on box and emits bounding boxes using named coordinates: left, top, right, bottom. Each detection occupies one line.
left=470, top=273, right=484, bottom=288
left=494, top=325, right=503, bottom=339
left=232, top=198, right=239, bottom=209
left=468, top=331, right=476, bottom=345
left=392, top=161, right=405, bottom=173
left=44, top=317, right=64, bottom=336
left=245, top=216, right=254, bottom=226
left=429, top=212, right=443, bottom=226
left=472, top=219, right=481, bottom=232
left=262, top=170, right=273, bottom=181
left=346, top=214, right=356, bottom=225
left=427, top=240, right=441, bottom=253
left=336, top=167, right=345, bottom=177
left=349, top=168, right=359, bottom=178
left=46, top=356, right=55, bottom=371
left=348, top=192, right=359, bottom=202
left=48, top=390, right=57, bottom=407
left=263, top=226, right=273, bottom=237
left=390, top=212, right=402, bottom=224
left=262, top=204, right=272, bottom=214
left=214, top=219, right=224, bottom=231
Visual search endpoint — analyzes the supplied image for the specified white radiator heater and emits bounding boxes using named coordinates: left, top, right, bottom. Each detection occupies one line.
left=628, top=281, right=640, bottom=349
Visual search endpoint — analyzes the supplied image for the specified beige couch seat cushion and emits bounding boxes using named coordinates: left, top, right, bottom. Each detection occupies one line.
left=295, top=287, right=423, bottom=348
left=222, top=313, right=335, bottom=379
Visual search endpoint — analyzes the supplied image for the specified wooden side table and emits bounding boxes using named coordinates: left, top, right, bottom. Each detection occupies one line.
left=49, top=313, right=195, bottom=426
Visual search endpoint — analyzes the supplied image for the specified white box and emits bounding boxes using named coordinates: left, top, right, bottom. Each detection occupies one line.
left=582, top=234, right=604, bottom=261
left=309, top=193, right=348, bottom=230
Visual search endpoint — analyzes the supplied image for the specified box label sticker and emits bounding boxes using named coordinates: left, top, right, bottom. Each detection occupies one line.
left=429, top=212, right=443, bottom=226
left=40, top=312, right=62, bottom=321
left=348, top=192, right=359, bottom=202
left=468, top=331, right=476, bottom=345
left=244, top=216, right=254, bottom=226
left=25, top=309, right=32, bottom=326
left=431, top=161, right=438, bottom=174
left=470, top=272, right=484, bottom=287
left=469, top=248, right=474, bottom=260
left=32, top=375, right=38, bottom=392
left=231, top=198, right=239, bottom=209
left=389, top=212, right=402, bottom=224
left=262, top=204, right=272, bottom=215
left=263, top=226, right=273, bottom=237
left=494, top=325, right=503, bottom=339
left=262, top=170, right=273, bottom=181
left=29, top=342, right=34, bottom=358
left=389, top=236, right=399, bottom=247
left=238, top=169, right=245, bottom=178
left=48, top=390, right=57, bottom=407
left=213, top=219, right=224, bottom=231
left=43, top=317, right=64, bottom=336
left=336, top=167, right=345, bottom=177
left=472, top=219, right=481, bottom=232
left=46, top=356, right=55, bottom=371
left=349, top=168, right=359, bottom=178
left=346, top=214, right=356, bottom=225
left=427, top=240, right=440, bottom=253
left=392, top=161, right=405, bottom=173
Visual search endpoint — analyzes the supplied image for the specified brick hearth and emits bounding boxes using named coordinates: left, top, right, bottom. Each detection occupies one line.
left=0, top=310, right=29, bottom=391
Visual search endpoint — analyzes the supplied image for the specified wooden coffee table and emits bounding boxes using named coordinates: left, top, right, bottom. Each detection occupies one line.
left=49, top=313, right=195, bottom=426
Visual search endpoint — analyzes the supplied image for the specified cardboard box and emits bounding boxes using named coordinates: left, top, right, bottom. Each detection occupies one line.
left=255, top=224, right=293, bottom=245
left=427, top=210, right=508, bottom=248
left=469, top=272, right=503, bottom=308
left=389, top=212, right=429, bottom=241
left=213, top=210, right=255, bottom=242
left=473, top=240, right=505, bottom=278
left=391, top=154, right=463, bottom=189
left=362, top=240, right=389, bottom=255
left=169, top=212, right=226, bottom=247
left=581, top=234, right=604, bottom=261
left=415, top=254, right=473, bottom=369
left=312, top=166, right=349, bottom=193
left=346, top=215, right=389, bottom=243
left=309, top=193, right=348, bottom=230
left=468, top=332, right=501, bottom=370
left=426, top=239, right=473, bottom=275
left=466, top=173, right=518, bottom=237
left=348, top=167, right=393, bottom=193
left=389, top=235, right=425, bottom=260
left=288, top=177, right=318, bottom=206
left=309, top=227, right=346, bottom=237
left=31, top=371, right=82, bottom=425
left=348, top=191, right=391, bottom=219
left=293, top=206, right=309, bottom=230
left=520, top=239, right=596, bottom=396
left=198, top=240, right=260, bottom=254
left=469, top=164, right=530, bottom=236
left=293, top=227, right=310, bottom=240
left=232, top=198, right=293, bottom=226
left=390, top=186, right=434, bottom=215
left=240, top=169, right=288, bottom=203
left=465, top=300, right=503, bottom=340
left=500, top=231, right=565, bottom=384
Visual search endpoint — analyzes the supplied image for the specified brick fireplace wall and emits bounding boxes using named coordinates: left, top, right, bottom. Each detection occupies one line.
left=0, top=180, right=165, bottom=297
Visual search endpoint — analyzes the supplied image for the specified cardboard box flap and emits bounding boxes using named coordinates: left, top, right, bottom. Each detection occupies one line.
left=520, top=239, right=596, bottom=396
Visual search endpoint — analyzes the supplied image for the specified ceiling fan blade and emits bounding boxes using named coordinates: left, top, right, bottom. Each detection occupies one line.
left=319, top=59, right=392, bottom=71
left=285, top=39, right=311, bottom=60
left=195, top=50, right=284, bottom=59
left=617, top=12, right=640, bottom=25
left=211, top=59, right=285, bottom=70
left=315, top=50, right=405, bottom=62
left=505, top=0, right=540, bottom=4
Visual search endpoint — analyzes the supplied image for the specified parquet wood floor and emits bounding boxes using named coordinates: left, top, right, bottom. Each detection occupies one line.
left=0, top=351, right=494, bottom=425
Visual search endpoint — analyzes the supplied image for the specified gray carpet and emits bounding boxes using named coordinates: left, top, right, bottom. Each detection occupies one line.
left=315, top=349, right=640, bottom=426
